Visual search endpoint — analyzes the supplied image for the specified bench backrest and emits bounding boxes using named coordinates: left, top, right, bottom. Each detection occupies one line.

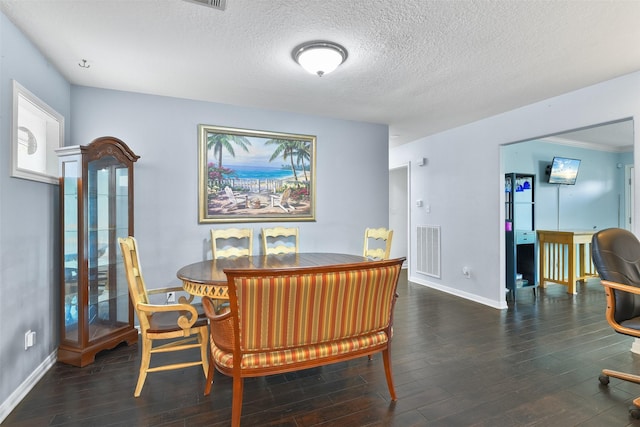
left=224, top=258, right=404, bottom=353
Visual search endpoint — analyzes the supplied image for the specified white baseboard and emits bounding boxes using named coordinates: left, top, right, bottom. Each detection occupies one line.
left=0, top=351, right=57, bottom=424
left=409, top=274, right=508, bottom=309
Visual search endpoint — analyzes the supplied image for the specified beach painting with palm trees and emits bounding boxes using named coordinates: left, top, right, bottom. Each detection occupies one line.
left=198, top=124, right=316, bottom=223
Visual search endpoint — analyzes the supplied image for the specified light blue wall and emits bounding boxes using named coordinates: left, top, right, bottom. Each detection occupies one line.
left=503, top=140, right=633, bottom=231
left=70, top=86, right=390, bottom=288
left=0, top=11, right=71, bottom=420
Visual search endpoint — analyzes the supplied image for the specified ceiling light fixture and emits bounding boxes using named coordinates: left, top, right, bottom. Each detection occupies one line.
left=292, top=41, right=348, bottom=77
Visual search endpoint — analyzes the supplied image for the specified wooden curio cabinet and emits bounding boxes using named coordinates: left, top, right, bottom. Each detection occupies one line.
left=57, top=137, right=140, bottom=367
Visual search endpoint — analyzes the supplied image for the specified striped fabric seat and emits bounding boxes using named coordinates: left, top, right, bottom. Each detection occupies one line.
left=212, top=330, right=388, bottom=369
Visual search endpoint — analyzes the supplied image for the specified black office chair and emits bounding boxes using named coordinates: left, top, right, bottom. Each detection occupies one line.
left=592, top=227, right=640, bottom=418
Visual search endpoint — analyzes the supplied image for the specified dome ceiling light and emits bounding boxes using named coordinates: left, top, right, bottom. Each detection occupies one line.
left=292, top=41, right=348, bottom=77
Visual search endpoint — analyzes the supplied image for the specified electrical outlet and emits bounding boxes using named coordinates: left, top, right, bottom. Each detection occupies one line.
left=166, top=292, right=175, bottom=303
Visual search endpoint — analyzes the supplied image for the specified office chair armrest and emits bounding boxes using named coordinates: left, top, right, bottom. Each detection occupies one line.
left=600, top=280, right=640, bottom=295
left=136, top=302, right=200, bottom=329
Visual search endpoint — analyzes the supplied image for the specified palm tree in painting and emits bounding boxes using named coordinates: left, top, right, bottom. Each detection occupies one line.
left=265, top=138, right=307, bottom=182
left=294, top=141, right=311, bottom=181
left=207, top=132, right=251, bottom=168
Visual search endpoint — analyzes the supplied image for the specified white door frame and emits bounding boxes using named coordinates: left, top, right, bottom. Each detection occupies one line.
left=626, top=164, right=635, bottom=230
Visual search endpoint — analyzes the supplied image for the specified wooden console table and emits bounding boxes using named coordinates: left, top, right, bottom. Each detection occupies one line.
left=537, top=230, right=598, bottom=294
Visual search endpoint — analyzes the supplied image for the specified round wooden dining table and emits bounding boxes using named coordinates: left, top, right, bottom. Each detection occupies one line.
left=177, top=252, right=370, bottom=299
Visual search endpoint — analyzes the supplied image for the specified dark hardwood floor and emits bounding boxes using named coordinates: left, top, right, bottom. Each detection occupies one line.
left=6, top=271, right=640, bottom=426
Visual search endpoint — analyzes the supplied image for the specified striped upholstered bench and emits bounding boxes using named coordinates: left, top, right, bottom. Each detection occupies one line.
left=202, top=257, right=405, bottom=426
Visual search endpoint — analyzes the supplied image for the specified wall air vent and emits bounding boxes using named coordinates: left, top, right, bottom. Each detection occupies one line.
left=184, top=0, right=226, bottom=11
left=417, top=225, right=441, bottom=278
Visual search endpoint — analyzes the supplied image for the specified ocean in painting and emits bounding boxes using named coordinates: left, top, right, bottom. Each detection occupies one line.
left=229, top=164, right=301, bottom=180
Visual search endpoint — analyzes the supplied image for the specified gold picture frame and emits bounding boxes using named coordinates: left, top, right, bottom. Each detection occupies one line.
left=198, top=125, right=316, bottom=223
left=11, top=80, right=64, bottom=184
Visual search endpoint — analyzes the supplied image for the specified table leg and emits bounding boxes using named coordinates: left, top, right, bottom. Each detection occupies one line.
left=539, top=240, right=546, bottom=289
left=568, top=242, right=577, bottom=294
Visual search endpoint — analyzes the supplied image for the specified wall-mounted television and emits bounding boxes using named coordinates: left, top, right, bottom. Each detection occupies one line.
left=547, top=157, right=581, bottom=185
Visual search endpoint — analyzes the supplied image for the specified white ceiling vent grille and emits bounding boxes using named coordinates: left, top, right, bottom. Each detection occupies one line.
left=417, top=225, right=441, bottom=278
left=184, top=0, right=226, bottom=11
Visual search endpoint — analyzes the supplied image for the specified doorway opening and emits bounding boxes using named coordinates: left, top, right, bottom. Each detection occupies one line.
left=389, top=164, right=409, bottom=267
left=501, top=118, right=634, bottom=304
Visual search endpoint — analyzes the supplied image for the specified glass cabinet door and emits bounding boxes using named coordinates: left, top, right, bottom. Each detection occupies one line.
left=87, top=157, right=131, bottom=341
left=62, top=159, right=80, bottom=344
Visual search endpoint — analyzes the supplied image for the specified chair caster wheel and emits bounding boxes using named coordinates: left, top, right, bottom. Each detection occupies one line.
left=599, top=374, right=610, bottom=385
left=629, top=406, right=640, bottom=419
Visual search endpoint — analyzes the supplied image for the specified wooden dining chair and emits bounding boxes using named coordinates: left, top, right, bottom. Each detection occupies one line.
left=211, top=228, right=253, bottom=259
left=118, top=236, right=209, bottom=397
left=261, top=226, right=299, bottom=255
left=363, top=227, right=393, bottom=260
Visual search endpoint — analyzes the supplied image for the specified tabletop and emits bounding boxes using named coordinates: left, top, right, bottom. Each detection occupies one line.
left=177, top=252, right=371, bottom=298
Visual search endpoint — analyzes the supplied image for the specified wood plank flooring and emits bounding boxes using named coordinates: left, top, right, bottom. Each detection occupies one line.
left=6, top=271, right=640, bottom=426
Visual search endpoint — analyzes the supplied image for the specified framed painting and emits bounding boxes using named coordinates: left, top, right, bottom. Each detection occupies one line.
left=198, top=125, right=316, bottom=223
left=11, top=80, right=64, bottom=184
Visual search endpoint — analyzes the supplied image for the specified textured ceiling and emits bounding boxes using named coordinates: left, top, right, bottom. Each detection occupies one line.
left=1, top=0, right=639, bottom=147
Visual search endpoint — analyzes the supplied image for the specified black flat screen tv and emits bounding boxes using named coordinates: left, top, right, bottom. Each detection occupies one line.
left=547, top=157, right=581, bottom=185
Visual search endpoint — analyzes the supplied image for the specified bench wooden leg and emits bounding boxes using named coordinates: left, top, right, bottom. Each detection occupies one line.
left=231, top=377, right=244, bottom=427
left=382, top=347, right=397, bottom=401
left=204, top=357, right=215, bottom=396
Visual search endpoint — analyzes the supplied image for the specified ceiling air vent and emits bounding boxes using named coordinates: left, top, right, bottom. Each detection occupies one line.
left=184, top=0, right=226, bottom=11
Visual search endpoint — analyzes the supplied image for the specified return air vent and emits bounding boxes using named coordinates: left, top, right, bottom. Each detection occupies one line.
left=417, top=225, right=441, bottom=278
left=184, top=0, right=226, bottom=11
